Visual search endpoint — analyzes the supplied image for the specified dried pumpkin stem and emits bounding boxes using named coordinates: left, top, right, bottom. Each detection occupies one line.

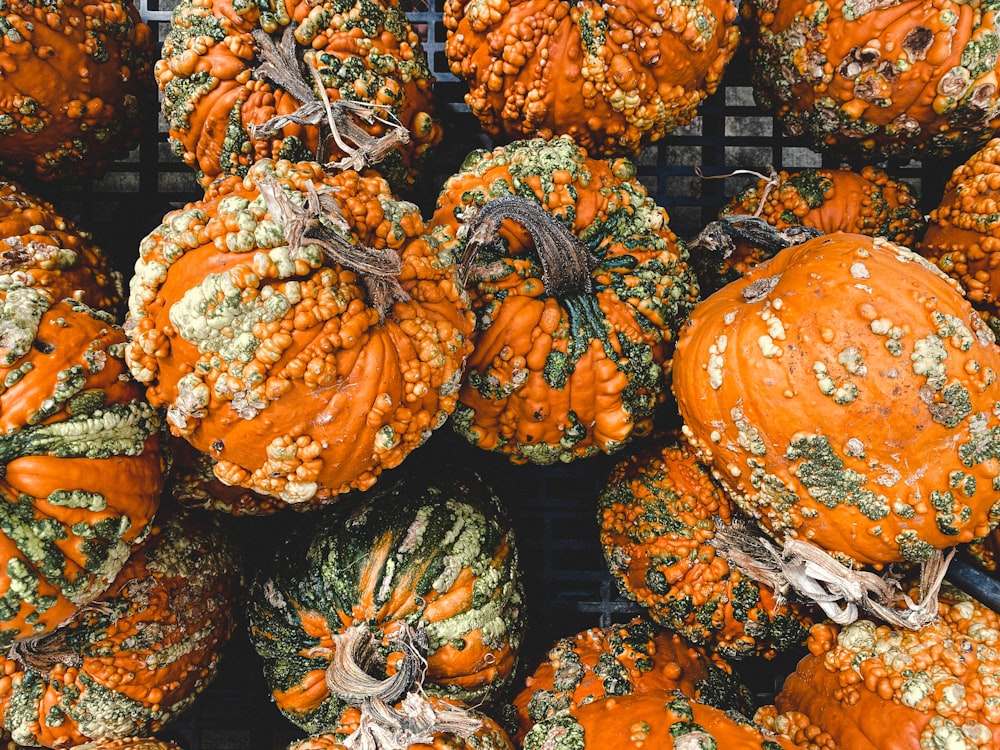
left=257, top=175, right=408, bottom=317
left=687, top=214, right=822, bottom=264
left=249, top=25, right=410, bottom=171
left=460, top=195, right=594, bottom=297
left=694, top=163, right=780, bottom=218
left=711, top=521, right=951, bottom=629
left=8, top=600, right=115, bottom=674
left=327, top=623, right=482, bottom=750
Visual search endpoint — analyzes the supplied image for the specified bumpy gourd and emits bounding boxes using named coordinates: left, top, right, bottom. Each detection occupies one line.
left=514, top=621, right=803, bottom=749
left=156, top=0, right=441, bottom=191
left=0, top=506, right=242, bottom=747
left=429, top=136, right=699, bottom=465
left=0, top=0, right=154, bottom=181
left=764, top=585, right=1000, bottom=750
left=246, top=468, right=525, bottom=734
left=125, top=158, right=472, bottom=510
left=599, top=432, right=813, bottom=659
left=723, top=167, right=926, bottom=247
left=919, top=137, right=1000, bottom=336
left=745, top=0, right=1000, bottom=161
left=672, top=232, right=1000, bottom=567
left=0, top=280, right=162, bottom=648
left=0, top=179, right=123, bottom=316
left=443, top=0, right=740, bottom=157
left=511, top=618, right=752, bottom=743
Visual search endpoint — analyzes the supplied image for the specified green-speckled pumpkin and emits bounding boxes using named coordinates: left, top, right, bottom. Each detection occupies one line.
left=0, top=279, right=162, bottom=648
left=428, top=136, right=699, bottom=465
left=246, top=467, right=526, bottom=734
left=672, top=232, right=1000, bottom=568
left=0, top=506, right=242, bottom=747
left=599, top=432, right=813, bottom=659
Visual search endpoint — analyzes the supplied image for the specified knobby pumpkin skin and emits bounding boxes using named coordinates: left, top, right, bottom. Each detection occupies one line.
left=919, top=137, right=1000, bottom=337
left=286, top=697, right=515, bottom=750
left=770, top=585, right=1000, bottom=750
left=511, top=617, right=753, bottom=746
left=246, top=469, right=525, bottom=734
left=598, top=432, right=813, bottom=660
left=125, top=158, right=473, bottom=510
left=745, top=0, right=1000, bottom=162
left=0, top=739, right=188, bottom=750
left=0, top=0, right=154, bottom=181
left=156, top=0, right=441, bottom=191
left=0, top=281, right=162, bottom=648
left=722, top=167, right=926, bottom=247
left=429, top=136, right=699, bottom=465
left=443, top=0, right=740, bottom=157
left=520, top=689, right=804, bottom=749
left=0, top=506, right=242, bottom=748
left=672, top=232, right=1000, bottom=567
left=0, top=179, right=123, bottom=317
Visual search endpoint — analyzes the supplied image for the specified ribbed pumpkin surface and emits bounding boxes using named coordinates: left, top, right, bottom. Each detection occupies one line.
left=247, top=468, right=525, bottom=734
left=125, top=158, right=472, bottom=511
left=0, top=281, right=162, bottom=648
left=429, top=136, right=699, bottom=465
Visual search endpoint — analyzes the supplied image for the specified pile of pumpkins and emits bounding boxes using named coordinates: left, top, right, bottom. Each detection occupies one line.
left=4, top=0, right=1000, bottom=747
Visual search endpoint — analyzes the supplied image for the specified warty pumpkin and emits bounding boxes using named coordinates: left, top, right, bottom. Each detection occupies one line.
left=0, top=280, right=162, bottom=649
left=428, top=136, right=699, bottom=465
left=510, top=617, right=753, bottom=746
left=763, top=584, right=1000, bottom=750
left=691, top=166, right=926, bottom=300
left=672, top=232, right=1000, bottom=573
left=0, top=0, right=154, bottom=181
left=919, top=137, right=1000, bottom=336
left=744, top=0, right=1000, bottom=162
left=0, top=505, right=242, bottom=748
left=246, top=467, right=525, bottom=734
left=722, top=167, right=926, bottom=248
left=156, top=0, right=441, bottom=191
left=0, top=179, right=123, bottom=316
left=442, top=0, right=740, bottom=157
left=599, top=430, right=814, bottom=660
left=125, top=158, right=473, bottom=510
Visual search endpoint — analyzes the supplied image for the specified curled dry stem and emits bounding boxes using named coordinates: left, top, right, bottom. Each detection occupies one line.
left=326, top=622, right=482, bottom=750
left=694, top=163, right=780, bottom=218
left=249, top=25, right=410, bottom=172
left=711, top=520, right=952, bottom=629
left=459, top=195, right=596, bottom=297
left=8, top=600, right=116, bottom=674
left=257, top=174, right=408, bottom=317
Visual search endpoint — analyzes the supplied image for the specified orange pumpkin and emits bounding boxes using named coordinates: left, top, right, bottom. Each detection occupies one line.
left=0, top=281, right=162, bottom=648
left=125, top=158, right=473, bottom=510
left=443, top=0, right=741, bottom=156
left=672, top=232, right=1000, bottom=568
left=919, top=137, right=1000, bottom=336
left=156, top=0, right=441, bottom=191
left=0, top=506, right=241, bottom=747
left=429, top=136, right=698, bottom=464
left=0, top=0, right=154, bottom=181
left=767, top=585, right=1000, bottom=750
left=744, top=0, right=1000, bottom=161
left=723, top=167, right=926, bottom=246
left=0, top=179, right=123, bottom=316
left=599, top=431, right=814, bottom=659
left=511, top=617, right=752, bottom=746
